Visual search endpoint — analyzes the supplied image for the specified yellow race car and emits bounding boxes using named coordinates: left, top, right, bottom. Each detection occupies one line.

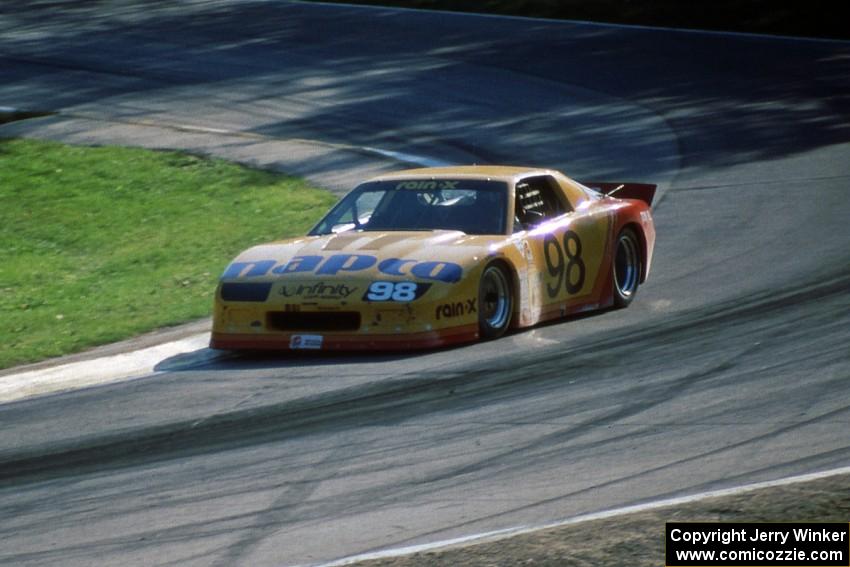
left=210, top=166, right=656, bottom=351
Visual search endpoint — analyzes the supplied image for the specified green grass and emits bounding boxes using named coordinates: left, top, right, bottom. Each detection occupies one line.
left=0, top=138, right=337, bottom=369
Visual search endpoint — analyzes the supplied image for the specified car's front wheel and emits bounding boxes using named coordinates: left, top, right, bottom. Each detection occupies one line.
left=479, top=263, right=513, bottom=339
left=613, top=227, right=641, bottom=308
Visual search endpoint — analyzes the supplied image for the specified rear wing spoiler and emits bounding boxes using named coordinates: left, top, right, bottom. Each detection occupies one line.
left=579, top=181, right=657, bottom=207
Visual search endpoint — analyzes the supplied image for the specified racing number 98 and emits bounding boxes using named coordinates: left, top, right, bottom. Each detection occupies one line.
left=367, top=281, right=417, bottom=301
left=544, top=230, right=586, bottom=298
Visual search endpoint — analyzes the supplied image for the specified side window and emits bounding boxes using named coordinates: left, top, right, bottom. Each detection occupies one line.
left=514, top=175, right=571, bottom=231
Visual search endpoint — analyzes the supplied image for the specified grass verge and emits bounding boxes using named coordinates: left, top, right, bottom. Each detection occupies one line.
left=0, top=138, right=336, bottom=370
left=310, top=1, right=848, bottom=40
left=353, top=473, right=850, bottom=566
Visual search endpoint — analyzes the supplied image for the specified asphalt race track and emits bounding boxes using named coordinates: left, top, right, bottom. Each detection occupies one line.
left=1, top=2, right=849, bottom=566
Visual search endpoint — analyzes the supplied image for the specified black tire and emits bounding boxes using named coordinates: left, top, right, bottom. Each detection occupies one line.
left=612, top=228, right=642, bottom=308
left=478, top=263, right=513, bottom=339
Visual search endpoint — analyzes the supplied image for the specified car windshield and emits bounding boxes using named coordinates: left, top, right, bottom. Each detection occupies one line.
left=309, top=179, right=509, bottom=236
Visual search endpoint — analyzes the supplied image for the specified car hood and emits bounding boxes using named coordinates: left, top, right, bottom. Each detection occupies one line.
left=221, top=230, right=504, bottom=283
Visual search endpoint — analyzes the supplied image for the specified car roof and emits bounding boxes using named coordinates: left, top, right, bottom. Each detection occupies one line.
left=368, top=165, right=558, bottom=184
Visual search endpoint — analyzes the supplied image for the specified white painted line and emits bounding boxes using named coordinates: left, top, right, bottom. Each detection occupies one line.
left=170, top=124, right=233, bottom=135
left=309, top=465, right=850, bottom=567
left=0, top=333, right=213, bottom=403
left=64, top=111, right=455, bottom=169
left=362, top=147, right=454, bottom=168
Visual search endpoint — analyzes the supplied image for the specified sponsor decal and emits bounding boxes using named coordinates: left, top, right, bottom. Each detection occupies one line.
left=395, top=180, right=459, bottom=190
left=279, top=281, right=358, bottom=300
left=223, top=254, right=463, bottom=283
left=289, top=334, right=323, bottom=349
left=363, top=281, right=430, bottom=302
left=435, top=298, right=477, bottom=319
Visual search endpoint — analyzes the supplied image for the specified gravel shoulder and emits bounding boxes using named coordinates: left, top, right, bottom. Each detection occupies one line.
left=349, top=473, right=850, bottom=566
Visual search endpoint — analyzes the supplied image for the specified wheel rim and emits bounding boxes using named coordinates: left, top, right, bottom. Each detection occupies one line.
left=481, top=266, right=510, bottom=330
left=614, top=234, right=639, bottom=298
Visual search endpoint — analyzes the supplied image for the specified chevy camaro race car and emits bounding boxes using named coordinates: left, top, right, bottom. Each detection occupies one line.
left=210, top=166, right=656, bottom=351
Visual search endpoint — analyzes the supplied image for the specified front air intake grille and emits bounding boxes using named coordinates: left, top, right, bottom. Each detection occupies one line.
left=267, top=311, right=361, bottom=332
left=220, top=282, right=272, bottom=302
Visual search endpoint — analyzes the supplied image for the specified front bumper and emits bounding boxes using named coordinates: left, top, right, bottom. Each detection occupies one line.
left=210, top=323, right=478, bottom=351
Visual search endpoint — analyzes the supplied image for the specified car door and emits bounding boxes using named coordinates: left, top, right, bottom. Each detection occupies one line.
left=515, top=175, right=612, bottom=319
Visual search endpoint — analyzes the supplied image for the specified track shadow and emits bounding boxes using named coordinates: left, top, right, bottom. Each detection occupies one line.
left=153, top=342, right=458, bottom=372
left=3, top=1, right=848, bottom=185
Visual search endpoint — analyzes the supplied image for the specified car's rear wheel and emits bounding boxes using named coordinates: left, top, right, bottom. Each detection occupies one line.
left=613, top=227, right=641, bottom=308
left=479, top=263, right=512, bottom=339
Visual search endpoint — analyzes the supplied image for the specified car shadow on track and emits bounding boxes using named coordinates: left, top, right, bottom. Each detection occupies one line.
left=153, top=343, right=463, bottom=373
